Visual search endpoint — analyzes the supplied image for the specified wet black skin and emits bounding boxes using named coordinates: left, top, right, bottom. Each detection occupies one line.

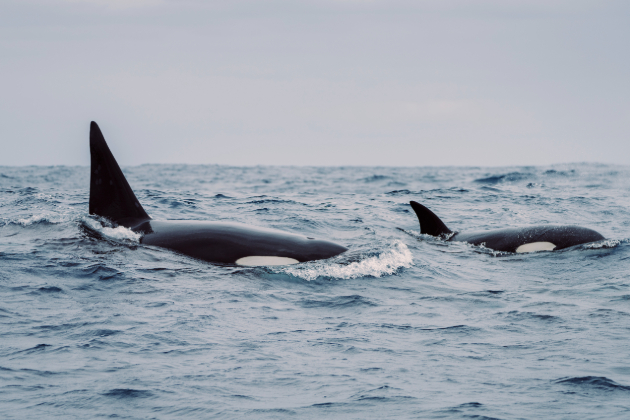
left=451, top=226, right=605, bottom=252
left=410, top=201, right=605, bottom=252
left=88, top=121, right=347, bottom=264
left=134, top=220, right=347, bottom=264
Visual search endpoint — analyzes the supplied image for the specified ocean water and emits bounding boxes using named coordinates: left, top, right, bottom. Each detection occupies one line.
left=1, top=163, right=629, bottom=419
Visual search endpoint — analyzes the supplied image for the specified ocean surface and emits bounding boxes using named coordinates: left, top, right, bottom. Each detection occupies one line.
left=1, top=163, right=629, bottom=419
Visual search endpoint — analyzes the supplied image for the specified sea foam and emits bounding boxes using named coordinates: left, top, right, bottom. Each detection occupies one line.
left=81, top=216, right=142, bottom=243
left=278, top=241, right=413, bottom=281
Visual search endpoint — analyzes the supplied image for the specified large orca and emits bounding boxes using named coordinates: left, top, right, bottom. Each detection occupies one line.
left=409, top=201, right=604, bottom=253
left=88, top=122, right=347, bottom=265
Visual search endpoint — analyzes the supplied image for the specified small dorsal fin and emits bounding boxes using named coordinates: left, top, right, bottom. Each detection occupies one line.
left=409, top=201, right=452, bottom=236
left=89, top=122, right=150, bottom=227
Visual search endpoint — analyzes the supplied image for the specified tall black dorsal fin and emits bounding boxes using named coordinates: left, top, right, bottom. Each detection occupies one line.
left=89, top=121, right=150, bottom=227
left=409, top=201, right=452, bottom=236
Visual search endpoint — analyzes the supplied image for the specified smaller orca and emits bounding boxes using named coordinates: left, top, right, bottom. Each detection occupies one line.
left=88, top=122, right=347, bottom=265
left=409, top=201, right=604, bottom=253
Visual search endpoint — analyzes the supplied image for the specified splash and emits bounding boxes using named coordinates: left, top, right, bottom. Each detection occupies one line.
left=9, top=214, right=65, bottom=226
left=583, top=239, right=621, bottom=249
left=80, top=216, right=142, bottom=243
left=278, top=241, right=413, bottom=281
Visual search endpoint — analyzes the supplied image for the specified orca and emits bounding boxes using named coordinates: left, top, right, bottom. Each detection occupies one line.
left=409, top=201, right=605, bottom=253
left=88, top=122, right=347, bottom=265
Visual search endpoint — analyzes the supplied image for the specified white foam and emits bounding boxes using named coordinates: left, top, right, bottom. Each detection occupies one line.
left=14, top=214, right=61, bottom=226
left=278, top=241, right=413, bottom=281
left=583, top=239, right=621, bottom=249
left=81, top=216, right=142, bottom=243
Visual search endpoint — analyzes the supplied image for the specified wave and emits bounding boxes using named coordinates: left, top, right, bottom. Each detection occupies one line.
left=277, top=241, right=413, bottom=281
left=555, top=376, right=630, bottom=391
left=300, top=294, right=377, bottom=308
left=102, top=388, right=154, bottom=399
left=36, top=286, right=64, bottom=294
left=247, top=198, right=299, bottom=205
left=385, top=189, right=412, bottom=196
left=2, top=213, right=66, bottom=227
left=361, top=174, right=390, bottom=183
left=474, top=172, right=529, bottom=184
left=543, top=169, right=577, bottom=177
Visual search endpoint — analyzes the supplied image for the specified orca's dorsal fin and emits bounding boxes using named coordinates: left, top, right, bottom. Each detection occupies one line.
left=89, top=121, right=150, bottom=227
left=409, top=201, right=452, bottom=236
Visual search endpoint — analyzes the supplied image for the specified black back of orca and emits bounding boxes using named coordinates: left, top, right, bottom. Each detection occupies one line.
left=135, top=220, right=346, bottom=264
left=409, top=201, right=604, bottom=253
left=88, top=122, right=347, bottom=265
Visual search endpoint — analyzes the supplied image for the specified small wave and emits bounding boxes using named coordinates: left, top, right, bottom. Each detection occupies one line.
left=278, top=241, right=413, bottom=281
left=350, top=385, right=416, bottom=402
left=457, top=402, right=483, bottom=408
left=19, top=344, right=52, bottom=354
left=7, top=214, right=62, bottom=227
left=82, top=264, right=125, bottom=281
left=361, top=174, right=390, bottom=182
left=102, top=388, right=153, bottom=399
left=80, top=216, right=141, bottom=243
left=504, top=311, right=560, bottom=323
left=247, top=198, right=297, bottom=205
left=543, top=169, right=576, bottom=177
left=157, top=197, right=199, bottom=209
left=301, top=295, right=377, bottom=308
left=37, top=286, right=63, bottom=293
left=385, top=189, right=412, bottom=196
left=88, top=329, right=122, bottom=337
left=555, top=376, right=630, bottom=391
left=474, top=172, right=528, bottom=184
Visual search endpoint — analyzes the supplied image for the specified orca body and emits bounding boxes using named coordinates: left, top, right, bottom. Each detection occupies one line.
left=409, top=201, right=604, bottom=253
left=88, top=122, right=347, bottom=265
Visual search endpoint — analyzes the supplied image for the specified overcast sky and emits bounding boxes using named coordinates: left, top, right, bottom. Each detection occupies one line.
left=1, top=0, right=629, bottom=166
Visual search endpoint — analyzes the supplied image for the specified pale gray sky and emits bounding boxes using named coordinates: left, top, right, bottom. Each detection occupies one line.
left=1, top=0, right=629, bottom=166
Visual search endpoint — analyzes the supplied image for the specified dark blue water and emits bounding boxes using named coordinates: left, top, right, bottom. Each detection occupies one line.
left=1, top=164, right=630, bottom=419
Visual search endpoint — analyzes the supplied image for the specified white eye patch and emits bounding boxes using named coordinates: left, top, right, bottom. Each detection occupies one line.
left=235, top=256, right=300, bottom=266
left=515, top=242, right=556, bottom=253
